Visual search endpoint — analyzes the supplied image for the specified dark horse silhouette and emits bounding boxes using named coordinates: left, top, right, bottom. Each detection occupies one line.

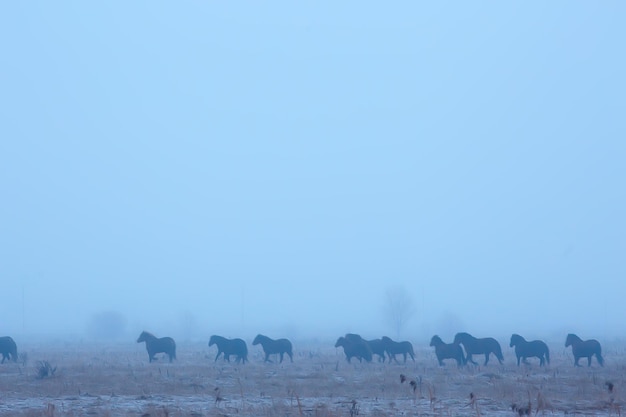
left=454, top=332, right=503, bottom=365
left=430, top=335, right=465, bottom=367
left=0, top=336, right=18, bottom=364
left=209, top=335, right=248, bottom=364
left=565, top=333, right=604, bottom=367
left=509, top=334, right=550, bottom=366
left=381, top=336, right=415, bottom=363
left=366, top=338, right=387, bottom=362
left=335, top=334, right=372, bottom=363
left=252, top=334, right=293, bottom=363
left=136, top=331, right=176, bottom=363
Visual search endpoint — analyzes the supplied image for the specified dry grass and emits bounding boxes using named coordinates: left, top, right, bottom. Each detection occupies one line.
left=0, top=340, right=623, bottom=416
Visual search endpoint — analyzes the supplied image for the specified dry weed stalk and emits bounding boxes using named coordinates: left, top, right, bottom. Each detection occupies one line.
left=606, top=381, right=621, bottom=416
left=469, top=392, right=480, bottom=417
left=36, top=361, right=57, bottom=379
left=349, top=399, right=359, bottom=416
left=237, top=377, right=245, bottom=409
left=535, top=390, right=554, bottom=415
left=214, top=387, right=224, bottom=406
left=428, top=384, right=436, bottom=411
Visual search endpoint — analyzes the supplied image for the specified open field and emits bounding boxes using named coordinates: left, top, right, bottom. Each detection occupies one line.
left=0, top=339, right=624, bottom=416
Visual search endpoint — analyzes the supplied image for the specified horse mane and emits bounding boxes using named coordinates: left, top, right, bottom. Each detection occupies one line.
left=430, top=335, right=443, bottom=345
left=566, top=333, right=582, bottom=345
left=454, top=332, right=473, bottom=342
left=141, top=331, right=155, bottom=338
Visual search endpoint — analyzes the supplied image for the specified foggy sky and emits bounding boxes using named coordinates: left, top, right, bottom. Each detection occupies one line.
left=1, top=2, right=625, bottom=345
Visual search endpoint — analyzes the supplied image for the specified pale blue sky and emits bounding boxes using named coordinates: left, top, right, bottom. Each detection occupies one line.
left=1, top=2, right=624, bottom=343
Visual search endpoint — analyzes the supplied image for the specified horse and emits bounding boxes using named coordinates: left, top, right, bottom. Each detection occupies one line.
left=136, top=331, right=176, bottom=363
left=209, top=335, right=248, bottom=364
left=335, top=335, right=372, bottom=363
left=366, top=338, right=387, bottom=362
left=0, top=336, right=18, bottom=364
left=252, top=334, right=293, bottom=363
left=509, top=334, right=550, bottom=366
left=381, top=336, right=415, bottom=363
left=453, top=332, right=503, bottom=365
left=565, top=333, right=604, bottom=367
left=429, top=335, right=465, bottom=367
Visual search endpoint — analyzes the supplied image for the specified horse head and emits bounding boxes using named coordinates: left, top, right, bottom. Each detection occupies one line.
left=510, top=334, right=523, bottom=347
left=137, top=331, right=151, bottom=343
left=334, top=337, right=346, bottom=348
left=430, top=335, right=443, bottom=347
left=565, top=333, right=580, bottom=347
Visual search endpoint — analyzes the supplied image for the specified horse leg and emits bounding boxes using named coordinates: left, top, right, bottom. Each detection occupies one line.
left=587, top=356, right=592, bottom=367
left=467, top=354, right=477, bottom=365
left=288, top=352, right=293, bottom=362
left=483, top=353, right=490, bottom=365
left=214, top=351, right=221, bottom=362
left=279, top=353, right=284, bottom=363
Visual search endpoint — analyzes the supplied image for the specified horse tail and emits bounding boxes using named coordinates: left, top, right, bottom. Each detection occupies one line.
left=597, top=350, right=604, bottom=366
left=495, top=344, right=504, bottom=361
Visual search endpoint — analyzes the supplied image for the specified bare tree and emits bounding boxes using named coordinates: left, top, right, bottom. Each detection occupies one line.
left=383, top=285, right=416, bottom=339
left=86, top=310, right=127, bottom=340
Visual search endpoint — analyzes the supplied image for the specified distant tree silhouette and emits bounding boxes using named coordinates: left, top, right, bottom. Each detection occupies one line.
left=87, top=310, right=127, bottom=340
left=383, top=285, right=415, bottom=339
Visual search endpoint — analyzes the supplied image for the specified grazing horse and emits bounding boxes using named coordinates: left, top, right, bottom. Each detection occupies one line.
left=430, top=335, right=465, bottom=367
left=453, top=332, right=503, bottom=365
left=381, top=336, right=415, bottom=363
left=252, top=334, right=293, bottom=363
left=209, top=335, right=248, bottom=364
left=565, top=333, right=604, bottom=367
left=509, top=334, right=550, bottom=366
left=335, top=335, right=372, bottom=363
left=366, top=339, right=387, bottom=362
left=136, top=331, right=176, bottom=363
left=0, top=336, right=18, bottom=364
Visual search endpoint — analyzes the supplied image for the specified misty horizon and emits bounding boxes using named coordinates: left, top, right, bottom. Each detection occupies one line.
left=2, top=2, right=624, bottom=349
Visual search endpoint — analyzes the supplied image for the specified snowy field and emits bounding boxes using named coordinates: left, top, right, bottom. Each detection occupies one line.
left=0, top=338, right=623, bottom=416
